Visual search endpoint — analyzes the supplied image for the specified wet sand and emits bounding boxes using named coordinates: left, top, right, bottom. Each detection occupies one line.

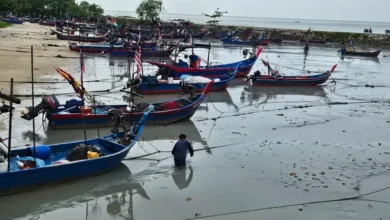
left=1, top=25, right=390, bottom=220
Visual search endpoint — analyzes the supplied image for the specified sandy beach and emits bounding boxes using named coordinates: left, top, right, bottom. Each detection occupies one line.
left=0, top=23, right=390, bottom=220
left=0, top=23, right=78, bottom=92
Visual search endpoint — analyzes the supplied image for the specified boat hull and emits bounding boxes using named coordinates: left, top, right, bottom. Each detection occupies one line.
left=300, top=39, right=327, bottom=44
left=110, top=48, right=174, bottom=57
left=137, top=80, right=228, bottom=94
left=339, top=49, right=381, bottom=57
left=1, top=19, right=23, bottom=24
left=251, top=73, right=331, bottom=86
left=222, top=39, right=269, bottom=46
left=0, top=132, right=141, bottom=195
left=148, top=56, right=259, bottom=79
left=68, top=42, right=159, bottom=52
left=57, top=34, right=106, bottom=43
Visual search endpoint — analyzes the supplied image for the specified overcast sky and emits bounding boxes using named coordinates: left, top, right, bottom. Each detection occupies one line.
left=86, top=0, right=388, bottom=22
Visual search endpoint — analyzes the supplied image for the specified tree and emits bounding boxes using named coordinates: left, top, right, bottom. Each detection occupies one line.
left=0, top=0, right=104, bottom=19
left=202, top=8, right=228, bottom=26
left=136, top=0, right=163, bottom=24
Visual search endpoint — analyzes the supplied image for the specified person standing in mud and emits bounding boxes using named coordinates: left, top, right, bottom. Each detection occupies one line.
left=171, top=134, right=194, bottom=167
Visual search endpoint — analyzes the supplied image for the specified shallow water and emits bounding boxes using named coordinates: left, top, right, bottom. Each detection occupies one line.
left=1, top=43, right=390, bottom=220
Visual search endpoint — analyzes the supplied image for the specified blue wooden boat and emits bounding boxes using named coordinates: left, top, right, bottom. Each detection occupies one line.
left=20, top=79, right=215, bottom=128
left=137, top=63, right=241, bottom=94
left=68, top=41, right=159, bottom=53
left=1, top=17, right=23, bottom=24
left=148, top=47, right=262, bottom=79
left=248, top=64, right=337, bottom=86
left=50, top=81, right=213, bottom=127
left=0, top=107, right=152, bottom=195
left=222, top=38, right=269, bottom=46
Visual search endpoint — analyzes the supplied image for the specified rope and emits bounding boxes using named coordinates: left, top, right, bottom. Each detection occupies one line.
left=197, top=100, right=381, bottom=122
left=184, top=185, right=390, bottom=220
left=0, top=79, right=118, bottom=84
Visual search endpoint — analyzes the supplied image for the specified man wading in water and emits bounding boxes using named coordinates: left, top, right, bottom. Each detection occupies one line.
left=171, top=134, right=194, bottom=167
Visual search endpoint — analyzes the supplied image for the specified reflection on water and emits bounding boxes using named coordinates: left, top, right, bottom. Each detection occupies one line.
left=172, top=165, right=194, bottom=190
left=240, top=85, right=328, bottom=105
left=0, top=164, right=149, bottom=220
left=340, top=55, right=380, bottom=64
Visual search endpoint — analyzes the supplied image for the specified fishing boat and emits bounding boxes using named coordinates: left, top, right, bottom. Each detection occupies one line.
left=385, top=30, right=390, bottom=34
left=68, top=41, right=159, bottom=53
left=148, top=46, right=262, bottom=79
left=53, top=30, right=108, bottom=43
left=299, top=39, right=327, bottom=44
left=260, top=36, right=283, bottom=43
left=109, top=47, right=175, bottom=57
left=20, top=66, right=215, bottom=128
left=338, top=48, right=381, bottom=57
left=39, top=20, right=56, bottom=26
left=0, top=107, right=152, bottom=194
left=1, top=17, right=23, bottom=24
left=52, top=80, right=213, bottom=127
left=137, top=63, right=241, bottom=94
left=222, top=38, right=269, bottom=46
left=246, top=60, right=337, bottom=86
left=161, top=32, right=205, bottom=39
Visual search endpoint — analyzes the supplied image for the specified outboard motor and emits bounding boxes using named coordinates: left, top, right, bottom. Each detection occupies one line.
left=21, top=95, right=60, bottom=120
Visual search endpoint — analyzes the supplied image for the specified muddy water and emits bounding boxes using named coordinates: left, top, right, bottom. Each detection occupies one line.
left=1, top=43, right=390, bottom=220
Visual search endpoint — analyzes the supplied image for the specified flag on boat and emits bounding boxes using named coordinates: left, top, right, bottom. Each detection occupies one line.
left=54, top=67, right=84, bottom=97
left=135, top=46, right=142, bottom=79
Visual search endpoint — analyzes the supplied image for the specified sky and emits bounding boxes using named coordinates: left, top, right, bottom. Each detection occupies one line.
left=86, top=0, right=389, bottom=22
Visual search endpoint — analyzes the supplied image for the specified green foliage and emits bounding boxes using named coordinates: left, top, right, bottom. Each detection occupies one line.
left=202, top=8, right=227, bottom=26
left=0, top=21, right=11, bottom=28
left=0, top=0, right=104, bottom=19
left=136, top=0, right=163, bottom=24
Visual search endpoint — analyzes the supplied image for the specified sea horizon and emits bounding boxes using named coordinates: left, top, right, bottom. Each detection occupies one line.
left=105, top=10, right=390, bottom=34
left=105, top=10, right=390, bottom=24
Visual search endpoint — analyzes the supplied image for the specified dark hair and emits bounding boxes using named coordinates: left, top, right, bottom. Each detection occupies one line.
left=179, top=134, right=186, bottom=139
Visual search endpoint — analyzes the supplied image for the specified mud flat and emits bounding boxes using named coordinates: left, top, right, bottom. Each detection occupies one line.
left=0, top=33, right=389, bottom=220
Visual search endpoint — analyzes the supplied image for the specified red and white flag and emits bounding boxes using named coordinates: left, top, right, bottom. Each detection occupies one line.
left=134, top=47, right=142, bottom=79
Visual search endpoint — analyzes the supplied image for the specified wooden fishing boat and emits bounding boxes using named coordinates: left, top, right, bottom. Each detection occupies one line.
left=68, top=41, right=158, bottom=52
left=222, top=38, right=269, bottom=46
left=0, top=107, right=152, bottom=195
left=1, top=17, right=23, bottom=24
left=260, top=37, right=283, bottom=43
left=20, top=79, right=214, bottom=128
left=161, top=32, right=205, bottom=39
left=53, top=30, right=108, bottom=43
left=137, top=63, right=241, bottom=94
left=148, top=47, right=262, bottom=79
left=39, top=20, right=56, bottom=26
left=299, top=39, right=327, bottom=44
left=52, top=81, right=213, bottom=127
left=110, top=47, right=175, bottom=57
left=247, top=61, right=337, bottom=86
left=338, top=48, right=381, bottom=57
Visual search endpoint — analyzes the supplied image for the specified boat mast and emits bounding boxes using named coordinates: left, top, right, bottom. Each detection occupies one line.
left=206, top=42, right=211, bottom=67
left=7, top=79, right=14, bottom=172
left=30, top=46, right=36, bottom=163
